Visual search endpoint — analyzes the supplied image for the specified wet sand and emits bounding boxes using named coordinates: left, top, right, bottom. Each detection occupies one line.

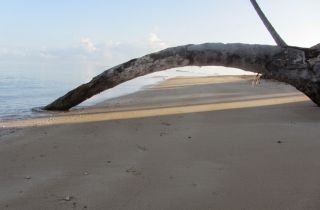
left=1, top=76, right=320, bottom=210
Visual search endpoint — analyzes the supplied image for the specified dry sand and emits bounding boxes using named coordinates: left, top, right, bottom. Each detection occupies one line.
left=1, top=76, right=320, bottom=210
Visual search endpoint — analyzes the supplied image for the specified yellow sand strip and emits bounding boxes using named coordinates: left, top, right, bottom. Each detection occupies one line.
left=154, top=76, right=250, bottom=89
left=1, top=95, right=309, bottom=128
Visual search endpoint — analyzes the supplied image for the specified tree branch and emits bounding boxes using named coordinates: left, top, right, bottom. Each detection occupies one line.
left=43, top=1, right=320, bottom=111
left=250, top=0, right=288, bottom=47
left=44, top=43, right=283, bottom=110
left=44, top=43, right=320, bottom=110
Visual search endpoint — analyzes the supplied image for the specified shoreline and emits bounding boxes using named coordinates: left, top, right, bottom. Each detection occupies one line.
left=2, top=75, right=250, bottom=123
left=0, top=67, right=254, bottom=121
left=0, top=75, right=306, bottom=128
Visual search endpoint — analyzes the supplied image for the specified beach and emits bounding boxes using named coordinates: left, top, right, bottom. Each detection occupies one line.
left=1, top=75, right=320, bottom=210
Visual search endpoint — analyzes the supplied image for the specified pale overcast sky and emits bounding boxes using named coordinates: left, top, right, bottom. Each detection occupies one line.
left=0, top=0, right=319, bottom=80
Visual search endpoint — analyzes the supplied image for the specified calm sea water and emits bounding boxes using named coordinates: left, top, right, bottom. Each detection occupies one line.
left=0, top=66, right=250, bottom=121
left=0, top=69, right=81, bottom=120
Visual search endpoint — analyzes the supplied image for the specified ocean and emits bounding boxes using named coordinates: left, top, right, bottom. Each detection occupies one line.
left=0, top=66, right=251, bottom=121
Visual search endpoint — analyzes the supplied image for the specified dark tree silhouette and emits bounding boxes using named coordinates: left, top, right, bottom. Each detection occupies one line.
left=44, top=0, right=320, bottom=111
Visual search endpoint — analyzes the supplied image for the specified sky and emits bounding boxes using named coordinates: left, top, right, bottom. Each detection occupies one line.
left=0, top=0, right=319, bottom=81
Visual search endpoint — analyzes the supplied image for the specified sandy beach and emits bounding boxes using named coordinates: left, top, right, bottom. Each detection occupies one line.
left=1, top=75, right=320, bottom=210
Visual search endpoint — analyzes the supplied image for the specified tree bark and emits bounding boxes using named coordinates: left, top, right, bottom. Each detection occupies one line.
left=44, top=43, right=320, bottom=111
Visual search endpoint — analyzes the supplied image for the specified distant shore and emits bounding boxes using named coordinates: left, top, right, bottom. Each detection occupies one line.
left=1, top=76, right=320, bottom=210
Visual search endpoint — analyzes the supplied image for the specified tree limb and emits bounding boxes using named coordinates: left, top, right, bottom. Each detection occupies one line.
left=43, top=1, right=320, bottom=111
left=250, top=0, right=288, bottom=47
left=44, top=43, right=320, bottom=110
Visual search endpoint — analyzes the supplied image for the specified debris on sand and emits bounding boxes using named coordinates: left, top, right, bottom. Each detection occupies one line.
left=137, top=144, right=147, bottom=152
left=126, top=168, right=141, bottom=176
left=63, top=196, right=73, bottom=201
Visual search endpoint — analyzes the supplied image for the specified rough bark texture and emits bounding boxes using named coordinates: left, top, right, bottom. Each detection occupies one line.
left=44, top=43, right=320, bottom=111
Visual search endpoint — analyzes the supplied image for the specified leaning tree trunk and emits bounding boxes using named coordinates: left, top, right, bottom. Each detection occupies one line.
left=44, top=0, right=320, bottom=111
left=44, top=43, right=320, bottom=111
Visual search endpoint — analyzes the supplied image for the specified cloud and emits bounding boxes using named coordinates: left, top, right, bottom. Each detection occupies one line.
left=0, top=48, right=27, bottom=57
left=81, top=38, right=97, bottom=53
left=0, top=34, right=170, bottom=77
left=148, top=33, right=167, bottom=50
